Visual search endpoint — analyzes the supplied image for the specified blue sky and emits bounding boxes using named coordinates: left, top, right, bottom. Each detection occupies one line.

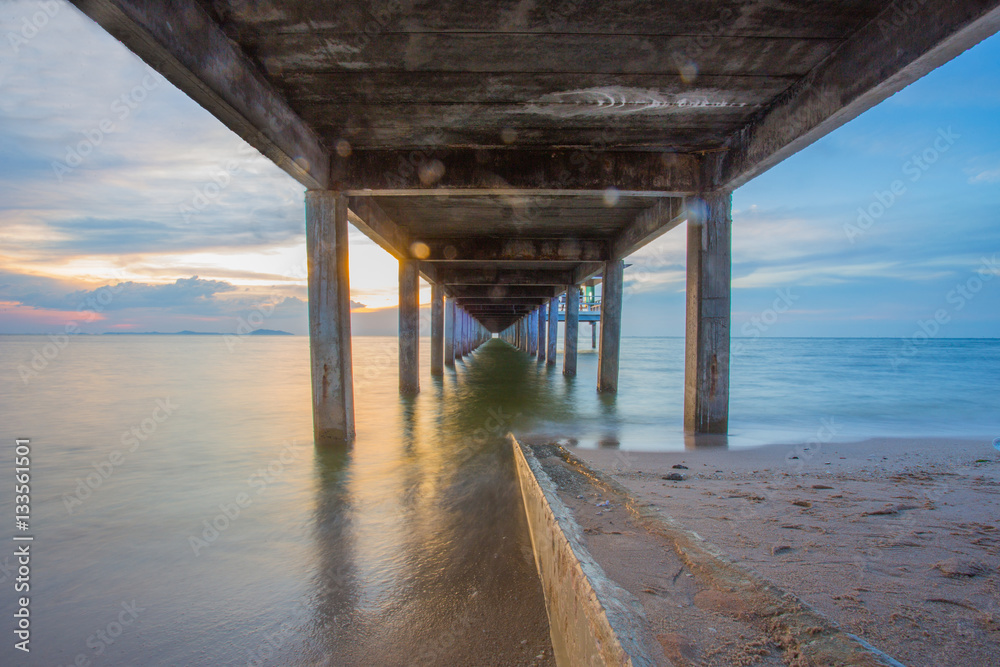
left=1, top=0, right=997, bottom=337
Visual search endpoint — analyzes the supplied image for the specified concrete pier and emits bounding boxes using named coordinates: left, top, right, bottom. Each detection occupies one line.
left=684, top=193, right=732, bottom=433
left=563, top=286, right=579, bottom=377
left=445, top=297, right=456, bottom=368
left=597, top=260, right=624, bottom=393
left=74, top=1, right=1000, bottom=443
left=547, top=296, right=559, bottom=365
left=537, top=304, right=548, bottom=363
left=305, top=191, right=355, bottom=443
left=399, top=258, right=420, bottom=395
left=431, top=284, right=444, bottom=376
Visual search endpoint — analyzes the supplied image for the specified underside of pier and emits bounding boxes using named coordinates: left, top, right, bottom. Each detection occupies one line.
left=70, top=0, right=1000, bottom=441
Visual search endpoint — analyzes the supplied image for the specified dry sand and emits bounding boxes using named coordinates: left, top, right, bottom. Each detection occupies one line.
left=561, top=437, right=1000, bottom=666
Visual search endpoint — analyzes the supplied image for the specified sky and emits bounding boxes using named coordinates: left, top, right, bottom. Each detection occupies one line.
left=1, top=1, right=998, bottom=337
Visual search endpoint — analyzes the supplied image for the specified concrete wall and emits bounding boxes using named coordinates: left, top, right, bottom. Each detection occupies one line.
left=511, top=436, right=658, bottom=667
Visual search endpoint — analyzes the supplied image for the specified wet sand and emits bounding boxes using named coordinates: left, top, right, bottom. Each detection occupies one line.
left=567, top=437, right=1000, bottom=666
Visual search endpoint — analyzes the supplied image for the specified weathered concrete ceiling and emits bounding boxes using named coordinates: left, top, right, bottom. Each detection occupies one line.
left=69, top=0, right=1000, bottom=331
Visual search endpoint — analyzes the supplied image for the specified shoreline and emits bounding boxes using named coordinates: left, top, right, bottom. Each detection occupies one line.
left=563, top=436, right=1000, bottom=666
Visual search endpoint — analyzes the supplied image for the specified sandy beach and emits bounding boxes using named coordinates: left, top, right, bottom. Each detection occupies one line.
left=541, top=437, right=999, bottom=666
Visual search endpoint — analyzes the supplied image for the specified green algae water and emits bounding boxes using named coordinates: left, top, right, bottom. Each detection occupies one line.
left=1, top=335, right=998, bottom=665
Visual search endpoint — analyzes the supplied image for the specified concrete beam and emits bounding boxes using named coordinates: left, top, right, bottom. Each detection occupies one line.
left=684, top=192, right=732, bottom=434
left=431, top=284, right=444, bottom=376
left=719, top=0, right=1000, bottom=190
left=432, top=267, right=577, bottom=286
left=563, top=286, right=580, bottom=377
left=417, top=238, right=608, bottom=263
left=597, top=260, right=624, bottom=393
left=399, top=259, right=420, bottom=394
left=570, top=262, right=609, bottom=287
left=305, top=191, right=354, bottom=444
left=331, top=149, right=700, bottom=194
left=450, top=285, right=563, bottom=299
left=612, top=197, right=687, bottom=260
left=346, top=197, right=410, bottom=259
left=68, top=0, right=329, bottom=190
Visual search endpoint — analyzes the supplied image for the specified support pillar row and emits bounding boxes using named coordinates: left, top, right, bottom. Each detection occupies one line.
left=684, top=192, right=732, bottom=434
left=430, top=284, right=444, bottom=376
left=537, top=304, right=547, bottom=363
left=399, top=258, right=420, bottom=395
left=444, top=297, right=455, bottom=368
left=306, top=190, right=355, bottom=444
left=563, top=286, right=579, bottom=377
left=547, top=296, right=558, bottom=365
left=598, top=259, right=624, bottom=393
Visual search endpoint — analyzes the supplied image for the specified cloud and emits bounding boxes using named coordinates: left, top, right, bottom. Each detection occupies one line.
left=969, top=167, right=1000, bottom=184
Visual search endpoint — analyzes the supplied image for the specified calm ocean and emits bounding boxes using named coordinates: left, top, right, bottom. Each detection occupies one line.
left=0, top=335, right=996, bottom=665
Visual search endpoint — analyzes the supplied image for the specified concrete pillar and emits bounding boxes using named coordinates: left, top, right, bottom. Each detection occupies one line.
left=563, top=285, right=579, bottom=376
left=597, top=259, right=624, bottom=393
left=399, top=258, right=419, bottom=395
left=684, top=192, right=732, bottom=434
left=591, top=321, right=597, bottom=348
left=431, top=284, right=444, bottom=376
left=444, top=297, right=455, bottom=367
left=306, top=191, right=355, bottom=444
left=528, top=309, right=537, bottom=356
left=455, top=309, right=464, bottom=359
left=547, top=296, right=558, bottom=364
left=537, top=304, right=548, bottom=363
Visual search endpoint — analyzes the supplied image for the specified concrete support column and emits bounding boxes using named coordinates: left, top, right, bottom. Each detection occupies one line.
left=597, top=259, right=624, bottom=393
left=591, top=321, right=597, bottom=348
left=444, top=297, right=455, bottom=368
left=528, top=309, right=537, bottom=356
left=537, top=304, right=548, bottom=363
left=455, top=309, right=464, bottom=359
left=563, top=285, right=579, bottom=376
left=431, top=284, right=444, bottom=376
left=399, top=258, right=420, bottom=395
left=306, top=190, right=355, bottom=444
left=684, top=192, right=732, bottom=434
left=547, top=296, right=558, bottom=364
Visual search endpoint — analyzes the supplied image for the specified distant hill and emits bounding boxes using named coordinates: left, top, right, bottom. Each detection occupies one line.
left=102, top=329, right=295, bottom=336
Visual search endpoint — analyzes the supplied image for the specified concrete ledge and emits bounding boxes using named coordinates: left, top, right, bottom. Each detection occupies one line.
left=511, top=435, right=659, bottom=667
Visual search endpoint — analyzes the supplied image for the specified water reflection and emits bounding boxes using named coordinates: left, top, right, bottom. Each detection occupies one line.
left=301, top=339, right=554, bottom=666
